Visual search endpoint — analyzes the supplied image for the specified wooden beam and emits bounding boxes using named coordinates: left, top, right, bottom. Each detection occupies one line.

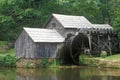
left=108, top=35, right=112, bottom=55
left=88, top=34, right=92, bottom=54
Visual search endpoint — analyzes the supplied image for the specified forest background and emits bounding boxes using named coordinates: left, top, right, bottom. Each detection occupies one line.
left=0, top=0, right=120, bottom=42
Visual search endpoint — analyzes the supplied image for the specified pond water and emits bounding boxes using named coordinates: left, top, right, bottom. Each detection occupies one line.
left=0, top=67, right=120, bottom=80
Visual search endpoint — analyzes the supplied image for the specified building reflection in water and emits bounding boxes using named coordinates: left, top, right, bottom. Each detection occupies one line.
left=16, top=67, right=120, bottom=80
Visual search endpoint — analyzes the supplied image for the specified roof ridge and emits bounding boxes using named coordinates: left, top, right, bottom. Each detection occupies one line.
left=52, top=13, right=93, bottom=29
left=52, top=13, right=84, bottom=17
left=23, top=27, right=57, bottom=31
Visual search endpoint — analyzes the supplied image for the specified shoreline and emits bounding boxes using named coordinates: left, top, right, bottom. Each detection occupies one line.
left=79, top=55, right=120, bottom=69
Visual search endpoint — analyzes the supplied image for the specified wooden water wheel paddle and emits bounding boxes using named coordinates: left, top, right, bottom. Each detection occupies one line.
left=66, top=33, right=89, bottom=64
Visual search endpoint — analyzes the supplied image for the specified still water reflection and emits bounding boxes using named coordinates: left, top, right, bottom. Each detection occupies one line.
left=0, top=67, right=120, bottom=80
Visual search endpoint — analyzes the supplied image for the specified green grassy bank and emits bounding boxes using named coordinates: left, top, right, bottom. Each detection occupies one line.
left=0, top=41, right=16, bottom=67
left=0, top=41, right=62, bottom=68
left=1, top=41, right=120, bottom=68
left=79, top=54, right=120, bottom=69
left=0, top=48, right=60, bottom=68
left=0, top=48, right=16, bottom=67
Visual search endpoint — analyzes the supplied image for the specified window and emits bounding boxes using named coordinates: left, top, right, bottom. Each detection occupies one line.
left=52, top=23, right=56, bottom=28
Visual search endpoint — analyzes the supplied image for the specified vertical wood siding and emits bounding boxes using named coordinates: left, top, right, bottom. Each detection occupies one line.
left=15, top=30, right=64, bottom=59
left=64, top=28, right=77, bottom=37
left=35, top=43, right=64, bottom=58
left=15, top=30, right=36, bottom=58
left=45, top=17, right=65, bottom=37
left=35, top=43, right=56, bottom=58
left=45, top=17, right=77, bottom=38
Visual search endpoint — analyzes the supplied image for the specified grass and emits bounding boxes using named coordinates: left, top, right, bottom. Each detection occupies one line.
left=0, top=41, right=7, bottom=46
left=0, top=54, right=17, bottom=67
left=48, top=59, right=61, bottom=68
left=79, top=54, right=120, bottom=64
left=82, top=54, right=120, bottom=61
left=0, top=48, right=15, bottom=57
left=79, top=54, right=120, bottom=68
left=0, top=48, right=16, bottom=67
left=103, top=54, right=120, bottom=60
left=0, top=41, right=16, bottom=67
left=41, top=58, right=60, bottom=68
left=0, top=41, right=15, bottom=56
left=0, top=41, right=11, bottom=54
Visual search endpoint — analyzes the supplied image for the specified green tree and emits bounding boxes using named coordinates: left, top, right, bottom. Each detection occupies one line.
left=109, top=0, right=120, bottom=32
left=0, top=0, right=43, bottom=41
left=0, top=0, right=119, bottom=41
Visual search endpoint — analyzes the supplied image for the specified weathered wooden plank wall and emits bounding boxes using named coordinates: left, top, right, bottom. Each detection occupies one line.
left=15, top=30, right=64, bottom=59
left=45, top=17, right=65, bottom=36
left=45, top=17, right=77, bottom=38
left=35, top=43, right=64, bottom=58
left=35, top=43, right=56, bottom=58
left=15, top=30, right=36, bottom=58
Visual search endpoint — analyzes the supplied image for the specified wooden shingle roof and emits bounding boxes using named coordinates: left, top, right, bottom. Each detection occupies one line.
left=93, top=24, right=113, bottom=30
left=44, top=13, right=115, bottom=34
left=77, top=24, right=114, bottom=34
left=52, top=14, right=93, bottom=29
left=24, top=28, right=65, bottom=43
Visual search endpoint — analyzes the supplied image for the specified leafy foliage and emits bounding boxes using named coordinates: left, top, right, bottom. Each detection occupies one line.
left=109, top=0, right=120, bottom=31
left=0, top=55, right=17, bottom=67
left=41, top=58, right=61, bottom=68
left=0, top=0, right=119, bottom=41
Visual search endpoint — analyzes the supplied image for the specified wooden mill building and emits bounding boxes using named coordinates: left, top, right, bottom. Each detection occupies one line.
left=15, top=14, right=120, bottom=66
left=15, top=28, right=64, bottom=59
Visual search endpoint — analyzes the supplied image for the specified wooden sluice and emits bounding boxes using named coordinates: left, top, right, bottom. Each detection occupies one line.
left=65, top=28, right=120, bottom=64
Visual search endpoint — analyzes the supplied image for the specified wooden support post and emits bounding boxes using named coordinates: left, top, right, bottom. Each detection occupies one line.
left=108, top=35, right=112, bottom=55
left=119, top=41, right=120, bottom=49
left=98, top=35, right=101, bottom=51
left=88, top=34, right=92, bottom=54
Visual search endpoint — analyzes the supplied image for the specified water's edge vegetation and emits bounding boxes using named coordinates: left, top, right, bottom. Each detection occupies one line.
left=1, top=49, right=120, bottom=69
left=79, top=54, right=120, bottom=69
left=1, top=41, right=120, bottom=68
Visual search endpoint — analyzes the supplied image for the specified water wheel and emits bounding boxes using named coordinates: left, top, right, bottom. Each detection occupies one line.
left=66, top=33, right=89, bottom=64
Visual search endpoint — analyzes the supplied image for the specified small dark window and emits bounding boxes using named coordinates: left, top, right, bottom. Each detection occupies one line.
left=52, top=23, right=56, bottom=28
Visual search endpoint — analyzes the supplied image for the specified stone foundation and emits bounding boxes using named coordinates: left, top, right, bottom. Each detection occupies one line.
left=16, top=58, right=56, bottom=68
left=81, top=58, right=120, bottom=69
